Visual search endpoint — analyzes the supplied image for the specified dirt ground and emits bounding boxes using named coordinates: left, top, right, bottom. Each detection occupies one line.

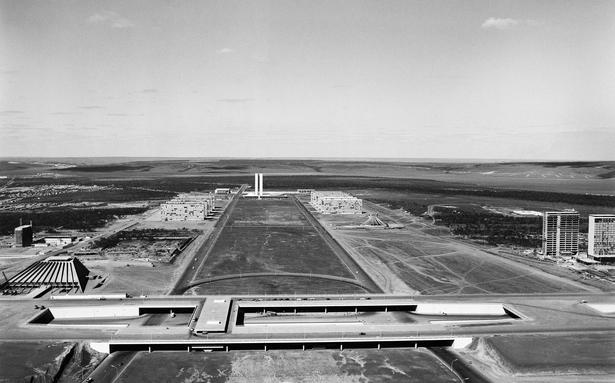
left=115, top=348, right=459, bottom=383
left=319, top=202, right=592, bottom=295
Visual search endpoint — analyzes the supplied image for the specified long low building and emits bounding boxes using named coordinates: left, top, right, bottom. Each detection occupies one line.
left=161, top=192, right=215, bottom=221
left=310, top=191, right=363, bottom=214
left=4, top=256, right=89, bottom=292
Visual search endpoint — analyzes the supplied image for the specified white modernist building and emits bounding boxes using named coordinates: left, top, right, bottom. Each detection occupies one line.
left=160, top=192, right=215, bottom=221
left=588, top=214, right=615, bottom=262
left=542, top=210, right=579, bottom=257
left=310, top=191, right=363, bottom=214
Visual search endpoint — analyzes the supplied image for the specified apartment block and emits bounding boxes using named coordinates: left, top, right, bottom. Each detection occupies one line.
left=310, top=191, right=362, bottom=214
left=588, top=214, right=615, bottom=262
left=542, top=210, right=579, bottom=257
left=160, top=192, right=215, bottom=221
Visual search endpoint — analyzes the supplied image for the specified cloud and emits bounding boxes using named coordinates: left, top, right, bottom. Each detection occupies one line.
left=0, top=110, right=24, bottom=115
left=217, top=98, right=254, bottom=103
left=217, top=48, right=235, bottom=54
left=481, top=17, right=541, bottom=30
left=87, top=11, right=134, bottom=29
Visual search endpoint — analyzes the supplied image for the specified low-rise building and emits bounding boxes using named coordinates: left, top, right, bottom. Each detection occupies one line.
left=44, top=235, right=77, bottom=247
left=297, top=189, right=315, bottom=194
left=310, top=191, right=363, bottom=214
left=5, top=256, right=89, bottom=292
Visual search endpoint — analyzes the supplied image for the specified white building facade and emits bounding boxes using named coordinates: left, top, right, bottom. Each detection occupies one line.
left=310, top=191, right=363, bottom=214
left=588, top=214, right=615, bottom=262
left=160, top=192, right=215, bottom=221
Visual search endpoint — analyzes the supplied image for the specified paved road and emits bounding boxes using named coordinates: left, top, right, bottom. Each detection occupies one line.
left=83, top=351, right=137, bottom=383
left=169, top=185, right=247, bottom=294
left=179, top=271, right=371, bottom=293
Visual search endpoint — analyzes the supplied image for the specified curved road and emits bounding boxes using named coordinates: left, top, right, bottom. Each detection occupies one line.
left=177, top=272, right=371, bottom=293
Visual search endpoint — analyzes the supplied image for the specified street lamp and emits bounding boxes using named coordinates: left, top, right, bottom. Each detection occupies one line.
left=450, top=358, right=458, bottom=371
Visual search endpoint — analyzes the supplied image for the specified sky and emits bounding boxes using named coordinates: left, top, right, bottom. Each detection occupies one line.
left=1, top=0, right=614, bottom=160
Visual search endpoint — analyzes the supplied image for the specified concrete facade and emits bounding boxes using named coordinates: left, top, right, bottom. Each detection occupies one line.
left=310, top=191, right=363, bottom=214
left=542, top=210, right=579, bottom=257
left=6, top=256, right=89, bottom=292
left=588, top=214, right=615, bottom=262
left=14, top=224, right=33, bottom=247
left=161, top=192, right=215, bottom=221
left=44, top=236, right=77, bottom=247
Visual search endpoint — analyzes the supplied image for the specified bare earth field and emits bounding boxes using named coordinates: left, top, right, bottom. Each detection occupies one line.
left=320, top=202, right=592, bottom=295
left=85, top=220, right=216, bottom=296
left=191, top=199, right=364, bottom=295
left=457, top=334, right=615, bottom=382
left=114, top=349, right=459, bottom=383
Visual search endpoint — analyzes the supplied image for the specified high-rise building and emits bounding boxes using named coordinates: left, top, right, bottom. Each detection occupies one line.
left=588, top=214, right=615, bottom=262
left=14, top=224, right=33, bottom=247
left=542, top=210, right=579, bottom=257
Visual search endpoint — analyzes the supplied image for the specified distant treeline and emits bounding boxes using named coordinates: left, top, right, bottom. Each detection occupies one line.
left=433, top=210, right=543, bottom=247
left=19, top=188, right=175, bottom=203
left=256, top=175, right=615, bottom=208
left=9, top=174, right=615, bottom=207
left=369, top=198, right=429, bottom=216
left=0, top=207, right=149, bottom=235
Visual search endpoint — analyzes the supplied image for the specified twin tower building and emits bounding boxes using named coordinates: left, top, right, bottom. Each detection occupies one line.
left=543, top=211, right=615, bottom=263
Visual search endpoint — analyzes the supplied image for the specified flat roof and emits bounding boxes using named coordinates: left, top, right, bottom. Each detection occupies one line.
left=43, top=255, right=73, bottom=262
left=194, top=297, right=232, bottom=333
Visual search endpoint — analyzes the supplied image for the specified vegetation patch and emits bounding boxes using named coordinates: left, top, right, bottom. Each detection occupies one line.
left=0, top=207, right=149, bottom=235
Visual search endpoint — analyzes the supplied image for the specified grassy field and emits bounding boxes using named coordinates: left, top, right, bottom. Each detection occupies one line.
left=115, top=349, right=458, bottom=383
left=0, top=207, right=149, bottom=235
left=188, top=276, right=369, bottom=295
left=193, top=199, right=362, bottom=295
left=228, top=199, right=310, bottom=226
left=0, top=341, right=73, bottom=382
left=460, top=334, right=615, bottom=378
left=200, top=226, right=352, bottom=277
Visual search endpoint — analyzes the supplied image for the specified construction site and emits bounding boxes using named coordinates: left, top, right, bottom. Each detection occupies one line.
left=0, top=171, right=614, bottom=383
